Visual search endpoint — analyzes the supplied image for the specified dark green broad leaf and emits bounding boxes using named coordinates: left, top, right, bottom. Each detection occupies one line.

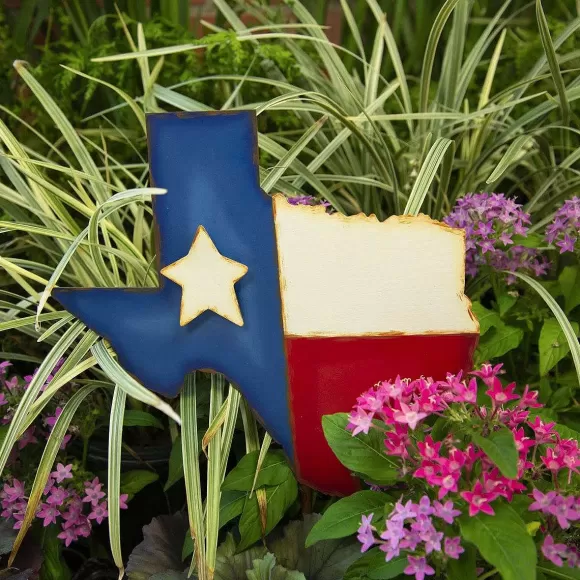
left=123, top=410, right=164, bottom=429
left=222, top=450, right=293, bottom=492
left=164, top=436, right=184, bottom=491
left=126, top=513, right=188, bottom=580
left=270, top=514, right=361, bottom=580
left=39, top=524, right=71, bottom=580
left=322, top=414, right=399, bottom=485
left=306, top=491, right=391, bottom=546
left=475, top=324, right=524, bottom=363
left=214, top=534, right=267, bottom=580
left=472, top=426, right=518, bottom=479
left=245, top=553, right=306, bottom=580
left=343, top=550, right=407, bottom=580
left=220, top=490, right=246, bottom=528
left=470, top=301, right=502, bottom=336
left=121, top=470, right=159, bottom=496
left=539, top=319, right=579, bottom=376
left=559, top=266, right=580, bottom=314
left=539, top=562, right=580, bottom=579
left=459, top=504, right=536, bottom=580
left=497, top=292, right=518, bottom=317
left=237, top=474, right=298, bottom=552
left=447, top=544, right=477, bottom=580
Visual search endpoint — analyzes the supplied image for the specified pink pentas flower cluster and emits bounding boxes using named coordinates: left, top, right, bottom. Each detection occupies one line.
left=0, top=466, right=128, bottom=547
left=358, top=496, right=463, bottom=579
left=349, top=363, right=580, bottom=573
left=545, top=196, right=580, bottom=253
left=444, top=192, right=550, bottom=282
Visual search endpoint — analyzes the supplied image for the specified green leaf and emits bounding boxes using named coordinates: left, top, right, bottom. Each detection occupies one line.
left=472, top=426, right=518, bottom=479
left=559, top=266, right=580, bottom=313
left=487, top=135, right=534, bottom=184
left=536, top=0, right=569, bottom=125
left=512, top=233, right=546, bottom=249
left=306, top=491, right=390, bottom=546
left=459, top=503, right=536, bottom=580
left=539, top=319, right=579, bottom=376
left=475, top=323, right=524, bottom=362
left=237, top=475, right=298, bottom=552
left=344, top=550, right=407, bottom=580
left=219, top=490, right=246, bottom=529
left=126, top=513, right=188, bottom=580
left=222, top=450, right=293, bottom=492
left=447, top=544, right=477, bottom=580
left=120, top=470, right=159, bottom=496
left=497, top=293, right=517, bottom=317
left=269, top=515, right=361, bottom=580
left=510, top=271, right=580, bottom=391
left=164, top=436, right=184, bottom=492
left=246, top=553, right=306, bottom=580
left=322, top=414, right=399, bottom=485
left=213, top=533, right=267, bottom=580
left=39, top=525, right=71, bottom=580
left=471, top=301, right=502, bottom=337
left=539, top=562, right=580, bottom=579
left=123, top=410, right=163, bottom=429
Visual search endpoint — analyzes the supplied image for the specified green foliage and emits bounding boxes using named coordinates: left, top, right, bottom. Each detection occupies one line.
left=459, top=503, right=537, bottom=580
left=306, top=491, right=391, bottom=546
left=471, top=426, right=518, bottom=479
left=322, top=414, right=399, bottom=485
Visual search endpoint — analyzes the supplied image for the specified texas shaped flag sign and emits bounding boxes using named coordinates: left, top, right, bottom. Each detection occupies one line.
left=54, top=111, right=479, bottom=495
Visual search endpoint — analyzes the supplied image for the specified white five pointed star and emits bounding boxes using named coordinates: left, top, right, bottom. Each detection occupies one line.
left=160, top=226, right=248, bottom=327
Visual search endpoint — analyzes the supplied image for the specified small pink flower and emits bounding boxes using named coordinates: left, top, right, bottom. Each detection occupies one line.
left=3, top=479, right=25, bottom=503
left=470, top=363, right=504, bottom=387
left=393, top=402, right=427, bottom=430
left=417, top=437, right=441, bottom=460
left=0, top=394, right=7, bottom=407
left=529, top=488, right=557, bottom=513
left=528, top=416, right=556, bottom=444
left=57, top=526, right=78, bottom=547
left=542, top=535, right=568, bottom=567
left=460, top=481, right=495, bottom=517
left=485, top=379, right=519, bottom=406
left=83, top=478, right=105, bottom=506
left=47, top=486, right=69, bottom=506
left=347, top=408, right=374, bottom=436
left=37, top=503, right=60, bottom=527
left=45, top=408, right=63, bottom=429
left=433, top=500, right=461, bottom=524
left=542, top=448, right=565, bottom=473
left=119, top=494, right=129, bottom=510
left=88, top=501, right=108, bottom=525
left=357, top=514, right=375, bottom=552
left=404, top=556, right=435, bottom=580
left=18, top=427, right=37, bottom=450
left=390, top=500, right=418, bottom=522
left=51, top=463, right=73, bottom=484
left=444, top=536, right=464, bottom=560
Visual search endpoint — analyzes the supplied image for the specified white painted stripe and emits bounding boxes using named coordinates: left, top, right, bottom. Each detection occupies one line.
left=273, top=195, right=479, bottom=337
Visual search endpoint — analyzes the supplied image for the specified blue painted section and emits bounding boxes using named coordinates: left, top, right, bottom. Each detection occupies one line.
left=54, top=112, right=293, bottom=456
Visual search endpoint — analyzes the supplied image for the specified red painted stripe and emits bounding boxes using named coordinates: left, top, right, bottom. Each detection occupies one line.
left=285, top=334, right=478, bottom=496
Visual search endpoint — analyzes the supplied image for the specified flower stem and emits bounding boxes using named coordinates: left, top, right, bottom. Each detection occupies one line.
left=478, top=568, right=498, bottom=580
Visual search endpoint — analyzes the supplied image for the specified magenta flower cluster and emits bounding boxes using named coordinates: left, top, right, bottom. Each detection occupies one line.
left=545, top=196, right=580, bottom=253
left=444, top=192, right=549, bottom=281
left=348, top=363, right=580, bottom=575
left=1, top=468, right=128, bottom=547
left=358, top=496, right=463, bottom=579
left=287, top=195, right=331, bottom=208
left=0, top=360, right=73, bottom=453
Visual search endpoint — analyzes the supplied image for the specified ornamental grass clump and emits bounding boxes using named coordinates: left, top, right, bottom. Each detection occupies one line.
left=346, top=363, right=580, bottom=578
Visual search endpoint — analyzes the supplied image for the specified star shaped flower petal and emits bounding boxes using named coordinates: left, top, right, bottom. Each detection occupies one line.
left=160, top=225, right=248, bottom=327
